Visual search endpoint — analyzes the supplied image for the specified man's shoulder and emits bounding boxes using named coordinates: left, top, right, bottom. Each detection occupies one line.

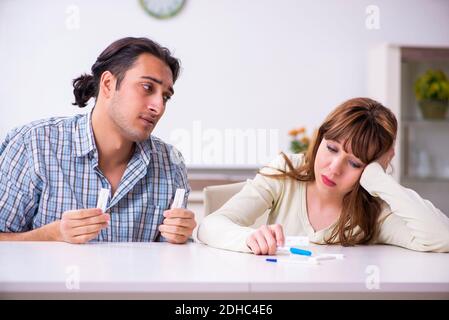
left=265, top=152, right=305, bottom=170
left=4, top=114, right=84, bottom=142
left=0, top=114, right=85, bottom=156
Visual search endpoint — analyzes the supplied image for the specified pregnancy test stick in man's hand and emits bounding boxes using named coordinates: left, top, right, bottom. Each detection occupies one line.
left=170, top=188, right=186, bottom=209
left=96, top=188, right=110, bottom=212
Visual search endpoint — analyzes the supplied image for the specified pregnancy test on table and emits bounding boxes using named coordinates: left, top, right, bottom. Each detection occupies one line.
left=300, top=253, right=345, bottom=263
left=96, top=188, right=110, bottom=213
left=266, top=254, right=344, bottom=265
left=170, top=188, right=186, bottom=209
left=316, top=253, right=344, bottom=260
left=290, top=247, right=313, bottom=256
left=266, top=258, right=319, bottom=265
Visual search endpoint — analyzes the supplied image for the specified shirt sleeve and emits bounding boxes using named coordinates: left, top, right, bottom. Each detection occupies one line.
left=0, top=132, right=40, bottom=232
left=197, top=153, right=297, bottom=253
left=0, top=125, right=21, bottom=156
left=360, top=162, right=449, bottom=252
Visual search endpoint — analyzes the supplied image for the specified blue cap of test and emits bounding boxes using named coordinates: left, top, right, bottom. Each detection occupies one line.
left=290, top=247, right=312, bottom=256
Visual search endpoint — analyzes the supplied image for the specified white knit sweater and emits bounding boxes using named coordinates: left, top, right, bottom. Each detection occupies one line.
left=197, top=153, right=449, bottom=253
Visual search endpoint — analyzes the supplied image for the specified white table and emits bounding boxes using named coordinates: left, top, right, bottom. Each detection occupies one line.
left=1, top=242, right=448, bottom=299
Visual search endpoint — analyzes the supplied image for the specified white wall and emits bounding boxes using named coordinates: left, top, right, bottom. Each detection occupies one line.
left=1, top=0, right=449, bottom=166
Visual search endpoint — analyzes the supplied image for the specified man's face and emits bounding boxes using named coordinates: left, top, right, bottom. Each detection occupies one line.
left=313, top=138, right=366, bottom=197
left=108, top=53, right=174, bottom=142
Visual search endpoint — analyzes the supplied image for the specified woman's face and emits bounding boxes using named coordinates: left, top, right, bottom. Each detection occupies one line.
left=313, top=138, right=366, bottom=197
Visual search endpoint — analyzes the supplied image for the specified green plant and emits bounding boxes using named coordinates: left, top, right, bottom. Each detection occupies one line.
left=288, top=126, right=310, bottom=154
left=414, top=69, right=449, bottom=102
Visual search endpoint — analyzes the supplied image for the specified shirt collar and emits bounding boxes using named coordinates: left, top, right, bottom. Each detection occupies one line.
left=73, top=111, right=96, bottom=158
left=136, top=136, right=158, bottom=166
left=73, top=110, right=160, bottom=165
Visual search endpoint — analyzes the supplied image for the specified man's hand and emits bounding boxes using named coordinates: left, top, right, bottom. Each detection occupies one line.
left=246, top=224, right=285, bottom=255
left=57, top=208, right=110, bottom=244
left=377, top=145, right=395, bottom=171
left=158, top=208, right=197, bottom=244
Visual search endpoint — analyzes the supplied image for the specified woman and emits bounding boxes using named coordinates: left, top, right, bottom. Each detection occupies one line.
left=197, top=97, right=449, bottom=254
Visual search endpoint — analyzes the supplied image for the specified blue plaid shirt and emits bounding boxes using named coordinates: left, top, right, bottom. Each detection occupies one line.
left=0, top=111, right=190, bottom=242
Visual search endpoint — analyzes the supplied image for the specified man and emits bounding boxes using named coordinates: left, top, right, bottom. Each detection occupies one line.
left=0, top=37, right=196, bottom=244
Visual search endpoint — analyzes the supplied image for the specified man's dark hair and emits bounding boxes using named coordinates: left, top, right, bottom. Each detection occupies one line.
left=72, top=37, right=180, bottom=108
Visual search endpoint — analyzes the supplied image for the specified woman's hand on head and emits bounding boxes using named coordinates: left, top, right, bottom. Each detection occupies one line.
left=246, top=224, right=285, bottom=255
left=376, top=146, right=395, bottom=171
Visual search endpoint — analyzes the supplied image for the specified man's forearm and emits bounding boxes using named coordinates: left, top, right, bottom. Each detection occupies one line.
left=0, top=221, right=60, bottom=241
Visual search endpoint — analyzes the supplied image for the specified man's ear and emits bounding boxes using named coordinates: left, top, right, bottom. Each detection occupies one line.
left=99, top=71, right=116, bottom=99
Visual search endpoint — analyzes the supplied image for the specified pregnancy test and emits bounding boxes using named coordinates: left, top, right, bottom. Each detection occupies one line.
left=266, top=258, right=319, bottom=265
left=96, top=188, right=110, bottom=212
left=307, top=254, right=345, bottom=263
left=316, top=253, right=345, bottom=260
left=170, top=188, right=186, bottom=209
left=290, top=247, right=313, bottom=256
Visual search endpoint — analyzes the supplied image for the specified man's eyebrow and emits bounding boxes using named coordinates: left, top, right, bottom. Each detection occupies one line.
left=141, top=76, right=174, bottom=95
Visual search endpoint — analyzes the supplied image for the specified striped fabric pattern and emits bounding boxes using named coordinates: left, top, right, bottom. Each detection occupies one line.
left=0, top=112, right=190, bottom=242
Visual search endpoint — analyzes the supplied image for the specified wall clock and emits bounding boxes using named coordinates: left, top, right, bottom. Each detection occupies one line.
left=140, top=0, right=186, bottom=19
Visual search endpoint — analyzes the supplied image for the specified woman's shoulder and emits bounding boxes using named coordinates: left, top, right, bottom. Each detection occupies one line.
left=260, top=152, right=305, bottom=174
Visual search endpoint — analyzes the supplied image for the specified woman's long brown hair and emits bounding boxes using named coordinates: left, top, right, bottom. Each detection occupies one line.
left=261, top=97, right=397, bottom=246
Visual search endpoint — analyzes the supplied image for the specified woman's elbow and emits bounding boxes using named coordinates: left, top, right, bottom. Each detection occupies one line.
left=196, top=219, right=209, bottom=244
left=408, top=235, right=449, bottom=253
